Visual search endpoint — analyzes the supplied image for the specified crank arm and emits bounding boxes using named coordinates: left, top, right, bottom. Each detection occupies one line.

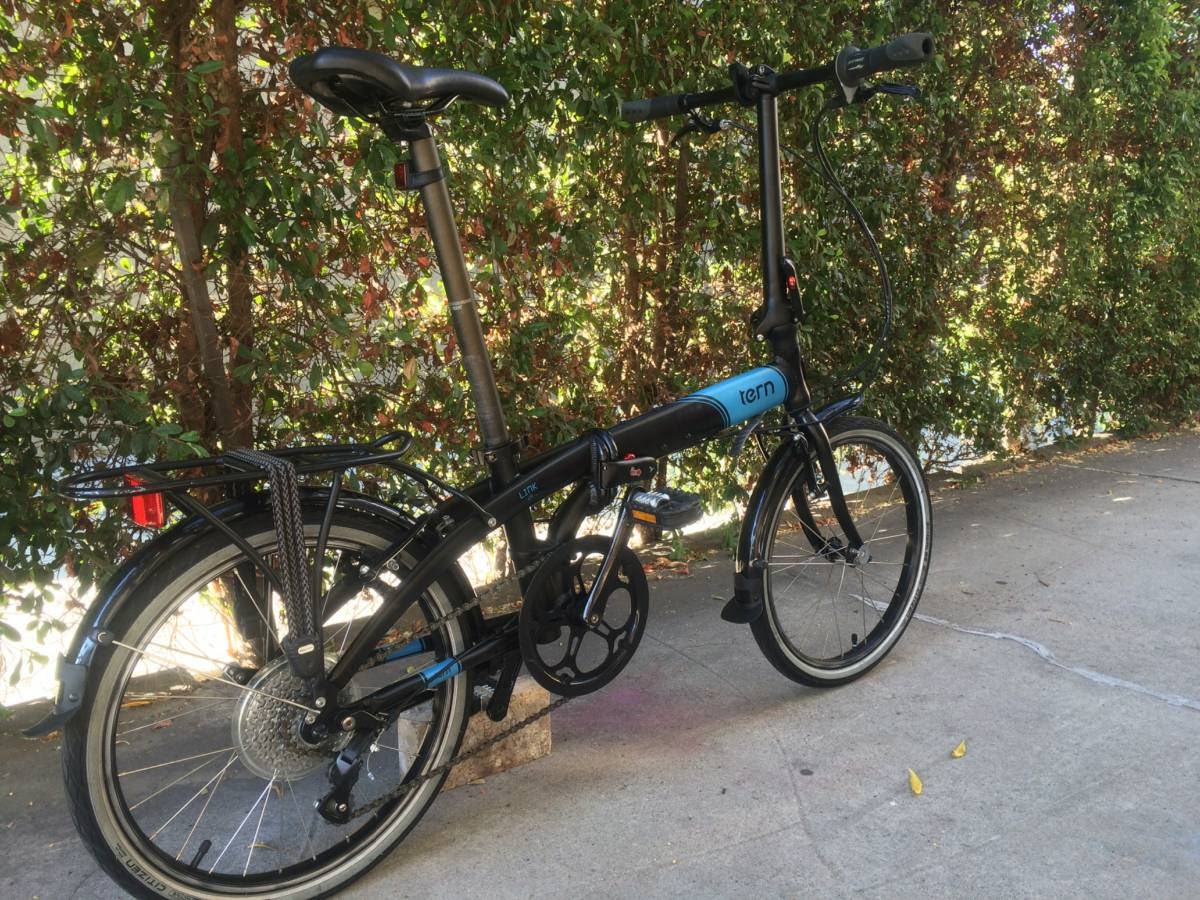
left=485, top=649, right=523, bottom=722
left=581, top=490, right=636, bottom=625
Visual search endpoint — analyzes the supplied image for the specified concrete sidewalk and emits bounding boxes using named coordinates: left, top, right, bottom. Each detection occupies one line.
left=3, top=431, right=1198, bottom=898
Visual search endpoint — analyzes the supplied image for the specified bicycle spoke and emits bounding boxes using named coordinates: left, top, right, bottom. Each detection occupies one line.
left=130, top=753, right=222, bottom=812
left=866, top=479, right=903, bottom=543
left=208, top=777, right=274, bottom=874
left=176, top=753, right=239, bottom=861
left=858, top=569, right=869, bottom=639
left=148, top=752, right=239, bottom=841
left=863, top=532, right=907, bottom=544
left=111, top=639, right=316, bottom=714
left=120, top=746, right=238, bottom=778
left=233, top=566, right=281, bottom=650
left=118, top=698, right=236, bottom=738
left=831, top=560, right=847, bottom=655
left=854, top=565, right=910, bottom=603
left=284, top=777, right=316, bottom=862
left=244, top=772, right=277, bottom=875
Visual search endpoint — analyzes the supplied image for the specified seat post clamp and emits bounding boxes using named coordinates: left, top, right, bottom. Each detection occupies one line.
left=471, top=437, right=525, bottom=468
left=395, top=160, right=445, bottom=191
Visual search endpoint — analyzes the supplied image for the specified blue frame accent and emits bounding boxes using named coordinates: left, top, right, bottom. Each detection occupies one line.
left=681, top=366, right=789, bottom=428
left=381, top=636, right=428, bottom=663
left=418, top=657, right=462, bottom=687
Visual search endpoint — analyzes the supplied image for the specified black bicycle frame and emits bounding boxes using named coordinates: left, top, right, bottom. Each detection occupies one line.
left=323, top=76, right=867, bottom=720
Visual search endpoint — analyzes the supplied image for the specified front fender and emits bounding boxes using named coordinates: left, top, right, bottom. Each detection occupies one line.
left=721, top=440, right=803, bottom=624
left=720, top=394, right=862, bottom=624
left=22, top=489, right=432, bottom=736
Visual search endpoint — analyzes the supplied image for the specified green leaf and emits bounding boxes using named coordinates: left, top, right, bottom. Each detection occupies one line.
left=103, top=177, right=136, bottom=214
left=191, top=60, right=225, bottom=75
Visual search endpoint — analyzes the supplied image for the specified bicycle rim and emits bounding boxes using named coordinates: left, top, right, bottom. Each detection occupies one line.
left=73, top=514, right=469, bottom=897
left=760, top=421, right=930, bottom=681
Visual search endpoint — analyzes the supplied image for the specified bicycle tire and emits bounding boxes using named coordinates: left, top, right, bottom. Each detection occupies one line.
left=62, top=506, right=473, bottom=899
left=749, top=416, right=932, bottom=686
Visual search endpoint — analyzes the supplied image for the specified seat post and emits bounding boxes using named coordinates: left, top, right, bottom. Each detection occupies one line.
left=405, top=128, right=511, bottom=453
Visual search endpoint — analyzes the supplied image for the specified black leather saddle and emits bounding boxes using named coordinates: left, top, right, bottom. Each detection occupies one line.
left=289, top=47, right=509, bottom=118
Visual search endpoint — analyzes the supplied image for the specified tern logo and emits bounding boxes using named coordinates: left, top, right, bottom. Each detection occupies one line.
left=738, top=379, right=777, bottom=407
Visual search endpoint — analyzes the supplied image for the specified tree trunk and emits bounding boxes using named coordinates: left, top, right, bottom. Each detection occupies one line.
left=167, top=175, right=238, bottom=447
left=214, top=0, right=255, bottom=448
left=158, top=0, right=240, bottom=448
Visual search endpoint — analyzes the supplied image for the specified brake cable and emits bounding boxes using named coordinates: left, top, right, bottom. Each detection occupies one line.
left=674, top=84, right=917, bottom=393
left=807, top=96, right=893, bottom=390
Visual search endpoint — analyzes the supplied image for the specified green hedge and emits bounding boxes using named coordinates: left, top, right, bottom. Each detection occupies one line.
left=2, top=1, right=1198, bottom=656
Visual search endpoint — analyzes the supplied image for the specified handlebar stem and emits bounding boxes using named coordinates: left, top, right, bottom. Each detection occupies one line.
left=756, top=83, right=787, bottom=337
left=753, top=83, right=814, bottom=411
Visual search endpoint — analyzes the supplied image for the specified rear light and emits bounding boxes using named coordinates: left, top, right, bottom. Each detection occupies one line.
left=124, top=475, right=166, bottom=528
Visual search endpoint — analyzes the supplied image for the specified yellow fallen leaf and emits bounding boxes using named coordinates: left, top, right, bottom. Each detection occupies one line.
left=907, top=768, right=923, bottom=796
left=951, top=740, right=967, bottom=759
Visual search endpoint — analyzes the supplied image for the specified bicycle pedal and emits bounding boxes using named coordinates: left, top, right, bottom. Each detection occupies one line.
left=627, top=488, right=703, bottom=530
left=471, top=679, right=496, bottom=715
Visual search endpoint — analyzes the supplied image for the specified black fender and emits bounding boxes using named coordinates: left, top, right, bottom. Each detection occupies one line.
left=721, top=394, right=863, bottom=624
left=23, top=489, right=476, bottom=737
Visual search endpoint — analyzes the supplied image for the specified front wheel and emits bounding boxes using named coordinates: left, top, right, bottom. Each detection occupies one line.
left=749, top=416, right=932, bottom=686
left=62, top=506, right=474, bottom=899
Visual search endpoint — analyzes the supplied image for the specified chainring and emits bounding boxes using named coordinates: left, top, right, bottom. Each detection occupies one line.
left=518, top=535, right=649, bottom=697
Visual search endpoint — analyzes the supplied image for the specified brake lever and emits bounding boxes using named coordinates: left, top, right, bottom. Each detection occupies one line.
left=877, top=81, right=921, bottom=99
left=669, top=110, right=725, bottom=146
left=853, top=81, right=922, bottom=104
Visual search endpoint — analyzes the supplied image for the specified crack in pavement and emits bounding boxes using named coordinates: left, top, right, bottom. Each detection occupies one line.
left=1061, top=462, right=1200, bottom=486
left=910, top=609, right=1200, bottom=713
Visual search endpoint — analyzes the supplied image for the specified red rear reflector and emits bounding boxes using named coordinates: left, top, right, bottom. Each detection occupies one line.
left=394, top=162, right=408, bottom=188
left=124, top=475, right=166, bottom=528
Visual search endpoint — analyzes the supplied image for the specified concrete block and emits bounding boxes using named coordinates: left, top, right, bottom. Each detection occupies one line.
left=443, top=675, right=552, bottom=790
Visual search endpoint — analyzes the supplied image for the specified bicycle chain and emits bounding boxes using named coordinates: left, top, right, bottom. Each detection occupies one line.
left=347, top=553, right=570, bottom=821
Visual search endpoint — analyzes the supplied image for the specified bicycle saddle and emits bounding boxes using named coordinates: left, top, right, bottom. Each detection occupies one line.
left=289, top=47, right=509, bottom=118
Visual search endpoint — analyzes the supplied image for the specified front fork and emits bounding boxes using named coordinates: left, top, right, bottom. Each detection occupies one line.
left=791, top=410, right=865, bottom=557
left=721, top=400, right=866, bottom=624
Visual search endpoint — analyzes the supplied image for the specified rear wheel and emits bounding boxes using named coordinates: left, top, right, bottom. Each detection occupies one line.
left=749, top=416, right=932, bottom=686
left=63, top=506, right=473, bottom=899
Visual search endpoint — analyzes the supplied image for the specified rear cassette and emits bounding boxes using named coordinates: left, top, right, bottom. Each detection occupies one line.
left=518, top=535, right=649, bottom=697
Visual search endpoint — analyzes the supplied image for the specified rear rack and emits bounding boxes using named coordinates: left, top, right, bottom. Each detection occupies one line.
left=58, top=428, right=494, bottom=534
left=58, top=431, right=418, bottom=500
left=58, top=429, right=498, bottom=695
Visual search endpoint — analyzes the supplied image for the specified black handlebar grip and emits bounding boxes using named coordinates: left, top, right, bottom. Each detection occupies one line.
left=621, top=93, right=687, bottom=123
left=836, top=32, right=935, bottom=89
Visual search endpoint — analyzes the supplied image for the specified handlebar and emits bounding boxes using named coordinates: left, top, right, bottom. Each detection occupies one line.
left=620, top=84, right=737, bottom=124
left=834, top=33, right=935, bottom=89
left=620, top=32, right=934, bottom=123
